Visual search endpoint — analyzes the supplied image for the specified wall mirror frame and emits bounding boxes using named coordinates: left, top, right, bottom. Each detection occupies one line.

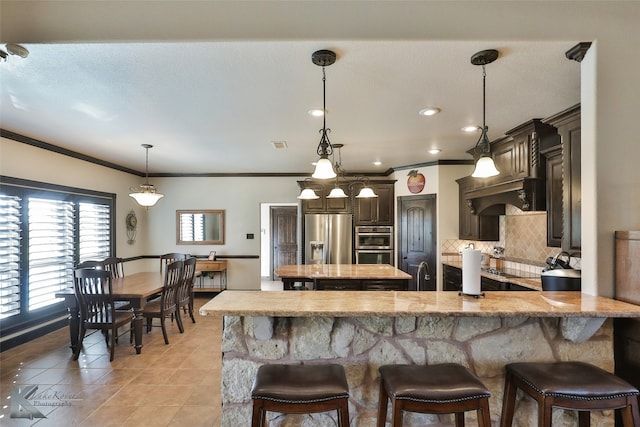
left=176, top=209, right=225, bottom=245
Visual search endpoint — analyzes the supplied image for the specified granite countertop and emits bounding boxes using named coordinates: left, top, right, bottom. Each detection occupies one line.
left=444, top=260, right=543, bottom=291
left=275, top=264, right=412, bottom=280
left=200, top=290, right=640, bottom=318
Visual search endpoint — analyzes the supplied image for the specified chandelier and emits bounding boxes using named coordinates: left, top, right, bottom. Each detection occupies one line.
left=470, top=49, right=500, bottom=178
left=311, top=49, right=337, bottom=179
left=129, top=144, right=164, bottom=207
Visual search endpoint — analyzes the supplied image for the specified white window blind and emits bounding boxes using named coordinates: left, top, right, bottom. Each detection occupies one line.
left=0, top=195, right=22, bottom=319
left=79, top=202, right=111, bottom=262
left=28, top=198, right=75, bottom=311
left=180, top=213, right=204, bottom=241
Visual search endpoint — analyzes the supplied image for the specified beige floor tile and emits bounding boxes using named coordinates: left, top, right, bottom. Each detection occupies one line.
left=0, top=297, right=223, bottom=426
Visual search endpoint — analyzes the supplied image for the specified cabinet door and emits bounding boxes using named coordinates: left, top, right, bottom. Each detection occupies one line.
left=563, top=125, right=581, bottom=251
left=300, top=183, right=350, bottom=214
left=457, top=177, right=499, bottom=241
left=545, top=147, right=563, bottom=247
left=354, top=183, right=394, bottom=226
left=443, top=265, right=462, bottom=291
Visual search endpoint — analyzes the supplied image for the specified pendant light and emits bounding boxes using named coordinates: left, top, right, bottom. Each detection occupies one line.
left=129, top=144, right=164, bottom=207
left=311, top=49, right=337, bottom=179
left=326, top=144, right=348, bottom=198
left=470, top=49, right=500, bottom=178
left=352, top=177, right=378, bottom=199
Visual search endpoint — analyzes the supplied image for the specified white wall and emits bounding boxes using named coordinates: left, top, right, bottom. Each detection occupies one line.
left=1, top=137, right=306, bottom=288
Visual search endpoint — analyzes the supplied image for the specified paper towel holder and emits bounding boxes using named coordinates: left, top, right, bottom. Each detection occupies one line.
left=458, top=291, right=485, bottom=299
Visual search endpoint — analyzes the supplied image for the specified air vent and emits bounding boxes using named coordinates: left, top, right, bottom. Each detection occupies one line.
left=271, top=141, right=288, bottom=150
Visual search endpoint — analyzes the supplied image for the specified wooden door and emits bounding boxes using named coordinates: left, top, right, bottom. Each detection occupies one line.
left=271, top=206, right=298, bottom=280
left=398, top=194, right=437, bottom=291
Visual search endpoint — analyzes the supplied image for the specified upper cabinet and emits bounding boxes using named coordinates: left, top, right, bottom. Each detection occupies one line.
left=353, top=182, right=395, bottom=226
left=298, top=182, right=351, bottom=214
left=544, top=104, right=581, bottom=251
left=297, top=180, right=395, bottom=226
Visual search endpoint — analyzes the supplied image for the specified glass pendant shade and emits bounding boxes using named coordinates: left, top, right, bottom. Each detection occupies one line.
left=356, top=187, right=377, bottom=198
left=297, top=188, right=320, bottom=200
left=327, top=186, right=348, bottom=198
left=471, top=155, right=500, bottom=178
left=312, top=157, right=336, bottom=179
left=129, top=144, right=164, bottom=207
left=129, top=185, right=165, bottom=206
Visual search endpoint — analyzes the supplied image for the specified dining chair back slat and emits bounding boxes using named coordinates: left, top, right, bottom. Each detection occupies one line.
left=103, top=257, right=124, bottom=278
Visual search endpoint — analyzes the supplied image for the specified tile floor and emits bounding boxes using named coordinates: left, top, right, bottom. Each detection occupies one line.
left=0, top=296, right=223, bottom=427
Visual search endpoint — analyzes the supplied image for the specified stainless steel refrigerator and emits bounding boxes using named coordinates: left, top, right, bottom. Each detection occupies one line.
left=304, top=214, right=353, bottom=264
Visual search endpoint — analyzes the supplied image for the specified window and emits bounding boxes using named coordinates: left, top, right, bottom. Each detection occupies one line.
left=0, top=176, right=115, bottom=335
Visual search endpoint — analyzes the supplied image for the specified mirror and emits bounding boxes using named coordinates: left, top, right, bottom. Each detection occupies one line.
left=176, top=210, right=225, bottom=245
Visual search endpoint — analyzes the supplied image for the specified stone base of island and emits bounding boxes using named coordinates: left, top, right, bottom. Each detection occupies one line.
left=200, top=291, right=640, bottom=426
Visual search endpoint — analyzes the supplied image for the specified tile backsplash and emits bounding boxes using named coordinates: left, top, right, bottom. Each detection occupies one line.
left=442, top=205, right=581, bottom=269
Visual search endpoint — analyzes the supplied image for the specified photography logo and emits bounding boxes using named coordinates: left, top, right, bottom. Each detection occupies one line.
left=10, top=385, right=46, bottom=419
left=10, top=385, right=82, bottom=420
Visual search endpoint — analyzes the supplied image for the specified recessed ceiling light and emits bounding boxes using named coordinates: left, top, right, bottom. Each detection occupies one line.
left=373, top=161, right=382, bottom=166
left=308, top=109, right=325, bottom=117
left=418, top=107, right=441, bottom=116
left=462, top=125, right=481, bottom=133
left=428, top=149, right=442, bottom=154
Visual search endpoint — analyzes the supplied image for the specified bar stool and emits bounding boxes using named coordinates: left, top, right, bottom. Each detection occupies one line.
left=500, top=361, right=640, bottom=427
left=377, top=363, right=492, bottom=427
left=251, top=363, right=350, bottom=427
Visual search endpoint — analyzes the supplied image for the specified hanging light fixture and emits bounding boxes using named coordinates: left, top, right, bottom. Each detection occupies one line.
left=297, top=178, right=320, bottom=200
left=311, top=49, right=337, bottom=179
left=350, top=177, right=378, bottom=199
left=470, top=49, right=500, bottom=178
left=326, top=144, right=348, bottom=198
left=129, top=144, right=164, bottom=207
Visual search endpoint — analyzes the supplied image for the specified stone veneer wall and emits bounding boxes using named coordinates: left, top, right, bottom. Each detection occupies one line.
left=219, top=315, right=612, bottom=426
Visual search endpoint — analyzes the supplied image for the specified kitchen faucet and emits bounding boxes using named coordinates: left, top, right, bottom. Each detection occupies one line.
left=416, top=260, right=431, bottom=291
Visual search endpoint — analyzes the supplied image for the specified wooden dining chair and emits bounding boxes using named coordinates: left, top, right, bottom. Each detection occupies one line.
left=103, top=257, right=124, bottom=278
left=141, top=260, right=183, bottom=344
left=159, top=253, right=187, bottom=272
left=176, top=256, right=197, bottom=331
left=73, top=268, right=134, bottom=362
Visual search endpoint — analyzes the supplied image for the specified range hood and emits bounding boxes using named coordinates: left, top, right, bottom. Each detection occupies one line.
left=464, top=177, right=546, bottom=215
left=463, top=119, right=558, bottom=215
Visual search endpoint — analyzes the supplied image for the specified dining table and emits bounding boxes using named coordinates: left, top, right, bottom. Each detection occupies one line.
left=56, top=271, right=165, bottom=355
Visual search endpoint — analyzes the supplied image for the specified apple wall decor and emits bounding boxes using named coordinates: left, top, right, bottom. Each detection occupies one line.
left=407, top=170, right=426, bottom=194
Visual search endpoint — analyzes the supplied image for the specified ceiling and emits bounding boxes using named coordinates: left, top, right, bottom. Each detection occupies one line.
left=0, top=4, right=581, bottom=176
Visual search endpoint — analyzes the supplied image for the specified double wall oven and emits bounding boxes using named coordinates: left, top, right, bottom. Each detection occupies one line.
left=355, top=226, right=394, bottom=265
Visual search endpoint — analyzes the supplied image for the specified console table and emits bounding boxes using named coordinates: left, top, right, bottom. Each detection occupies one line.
left=195, top=259, right=227, bottom=292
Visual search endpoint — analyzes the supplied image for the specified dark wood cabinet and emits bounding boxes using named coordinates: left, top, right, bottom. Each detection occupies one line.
left=544, top=104, right=581, bottom=251
left=298, top=182, right=351, bottom=214
left=456, top=176, right=500, bottom=241
left=354, top=182, right=395, bottom=226
left=314, top=278, right=408, bottom=291
left=443, top=264, right=462, bottom=291
left=543, top=145, right=563, bottom=247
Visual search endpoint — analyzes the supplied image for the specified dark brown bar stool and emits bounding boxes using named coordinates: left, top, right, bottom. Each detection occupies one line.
left=377, top=363, right=492, bottom=427
left=501, top=361, right=640, bottom=427
left=251, top=364, right=350, bottom=427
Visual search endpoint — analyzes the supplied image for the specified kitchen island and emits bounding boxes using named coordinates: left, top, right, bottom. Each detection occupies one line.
left=200, top=291, right=640, bottom=426
left=275, top=263, right=412, bottom=290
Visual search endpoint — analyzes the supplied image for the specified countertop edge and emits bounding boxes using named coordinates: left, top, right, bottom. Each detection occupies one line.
left=199, top=290, right=640, bottom=318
